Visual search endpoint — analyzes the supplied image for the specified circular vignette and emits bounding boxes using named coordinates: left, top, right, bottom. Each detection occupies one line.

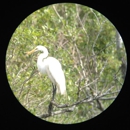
left=5, top=3, right=127, bottom=124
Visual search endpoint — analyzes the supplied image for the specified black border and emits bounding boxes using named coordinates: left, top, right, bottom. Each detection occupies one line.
left=1, top=0, right=129, bottom=129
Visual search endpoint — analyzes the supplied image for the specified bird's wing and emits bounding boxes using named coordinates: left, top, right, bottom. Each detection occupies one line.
left=47, top=57, right=66, bottom=95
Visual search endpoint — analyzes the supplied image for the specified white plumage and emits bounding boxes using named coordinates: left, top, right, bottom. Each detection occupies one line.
left=26, top=45, right=66, bottom=95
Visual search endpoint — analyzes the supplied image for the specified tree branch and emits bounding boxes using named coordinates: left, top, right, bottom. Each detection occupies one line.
left=38, top=84, right=118, bottom=118
left=52, top=5, right=62, bottom=21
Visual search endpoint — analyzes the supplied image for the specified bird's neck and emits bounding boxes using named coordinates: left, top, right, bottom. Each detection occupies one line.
left=42, top=51, right=48, bottom=59
left=37, top=53, right=48, bottom=64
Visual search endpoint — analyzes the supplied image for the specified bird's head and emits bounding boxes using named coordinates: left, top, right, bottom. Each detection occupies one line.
left=25, top=45, right=48, bottom=55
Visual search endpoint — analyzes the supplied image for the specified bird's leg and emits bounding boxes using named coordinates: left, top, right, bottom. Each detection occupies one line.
left=52, top=83, right=56, bottom=100
left=48, top=84, right=56, bottom=115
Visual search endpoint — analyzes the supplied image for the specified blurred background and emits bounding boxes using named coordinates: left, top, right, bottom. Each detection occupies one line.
left=6, top=3, right=127, bottom=124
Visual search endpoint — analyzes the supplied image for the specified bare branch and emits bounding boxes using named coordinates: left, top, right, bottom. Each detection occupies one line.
left=38, top=108, right=73, bottom=118
left=101, top=85, right=116, bottom=97
left=90, top=8, right=101, bottom=26
left=81, top=78, right=99, bottom=90
left=52, top=5, right=62, bottom=20
left=74, top=43, right=86, bottom=78
left=98, top=90, right=120, bottom=99
left=38, top=84, right=118, bottom=119
left=99, top=60, right=107, bottom=76
left=75, top=4, right=89, bottom=43
left=96, top=100, right=104, bottom=111
left=99, top=96, right=116, bottom=100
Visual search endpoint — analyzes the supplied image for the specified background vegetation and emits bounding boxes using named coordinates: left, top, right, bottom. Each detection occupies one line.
left=6, top=3, right=127, bottom=124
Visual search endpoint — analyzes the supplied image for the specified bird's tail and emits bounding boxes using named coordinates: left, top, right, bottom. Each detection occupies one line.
left=60, top=85, right=67, bottom=96
left=56, top=83, right=67, bottom=96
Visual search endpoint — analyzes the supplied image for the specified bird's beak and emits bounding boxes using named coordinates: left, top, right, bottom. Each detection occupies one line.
left=25, top=48, right=36, bottom=55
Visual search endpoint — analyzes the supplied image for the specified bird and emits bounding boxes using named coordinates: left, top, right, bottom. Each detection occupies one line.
left=25, top=45, right=66, bottom=96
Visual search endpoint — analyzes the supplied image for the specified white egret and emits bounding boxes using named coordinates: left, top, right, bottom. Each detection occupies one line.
left=26, top=45, right=66, bottom=96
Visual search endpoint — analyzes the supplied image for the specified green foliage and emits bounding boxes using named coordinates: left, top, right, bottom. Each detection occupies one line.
left=6, top=3, right=126, bottom=124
